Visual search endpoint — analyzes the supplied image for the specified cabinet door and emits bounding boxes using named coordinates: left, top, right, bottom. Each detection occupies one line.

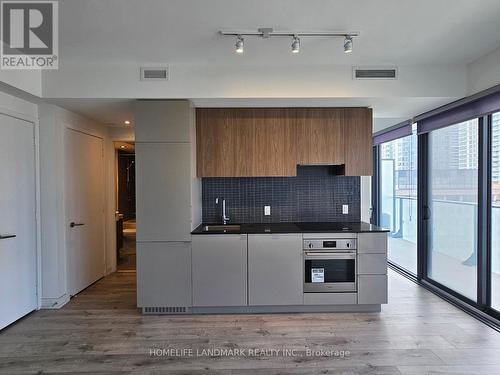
left=196, top=108, right=296, bottom=177
left=296, top=108, right=345, bottom=165
left=136, top=143, right=191, bottom=242
left=358, top=275, right=388, bottom=304
left=134, top=100, right=192, bottom=142
left=137, top=242, right=192, bottom=308
left=192, top=235, right=247, bottom=307
left=357, top=233, right=388, bottom=254
left=358, top=254, right=388, bottom=275
left=250, top=108, right=297, bottom=176
left=196, top=108, right=252, bottom=177
left=344, top=108, right=373, bottom=176
left=248, top=234, right=303, bottom=305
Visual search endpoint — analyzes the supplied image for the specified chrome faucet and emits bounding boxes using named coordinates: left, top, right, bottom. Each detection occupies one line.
left=216, top=197, right=230, bottom=224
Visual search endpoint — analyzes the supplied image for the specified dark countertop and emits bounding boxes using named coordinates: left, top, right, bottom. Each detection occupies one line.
left=191, top=222, right=389, bottom=235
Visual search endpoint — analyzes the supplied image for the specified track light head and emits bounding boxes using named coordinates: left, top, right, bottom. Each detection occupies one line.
left=344, top=36, right=353, bottom=53
left=235, top=35, right=244, bottom=54
left=291, top=36, right=300, bottom=53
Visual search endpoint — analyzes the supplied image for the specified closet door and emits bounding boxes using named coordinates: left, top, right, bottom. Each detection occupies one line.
left=0, top=114, right=37, bottom=330
left=65, top=129, right=105, bottom=295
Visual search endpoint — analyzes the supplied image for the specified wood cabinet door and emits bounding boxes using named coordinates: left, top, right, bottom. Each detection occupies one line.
left=296, top=108, right=345, bottom=165
left=250, top=108, right=297, bottom=176
left=344, top=108, right=373, bottom=176
left=197, top=108, right=296, bottom=177
left=196, top=108, right=252, bottom=177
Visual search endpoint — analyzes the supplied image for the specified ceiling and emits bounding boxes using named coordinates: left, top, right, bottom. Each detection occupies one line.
left=46, top=0, right=500, bottom=130
left=59, top=0, right=500, bottom=66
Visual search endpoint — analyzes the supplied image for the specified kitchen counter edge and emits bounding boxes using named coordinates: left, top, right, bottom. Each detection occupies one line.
left=191, top=222, right=389, bottom=235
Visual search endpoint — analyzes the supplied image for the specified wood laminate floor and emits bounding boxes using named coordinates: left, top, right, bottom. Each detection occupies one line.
left=1, top=270, right=500, bottom=374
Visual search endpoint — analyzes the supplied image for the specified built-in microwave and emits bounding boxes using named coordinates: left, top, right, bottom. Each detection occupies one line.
left=303, top=238, right=357, bottom=293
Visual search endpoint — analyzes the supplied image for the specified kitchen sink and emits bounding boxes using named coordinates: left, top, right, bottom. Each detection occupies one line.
left=202, top=224, right=241, bottom=233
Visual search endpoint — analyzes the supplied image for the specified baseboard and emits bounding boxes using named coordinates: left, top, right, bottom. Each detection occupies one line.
left=41, top=294, right=70, bottom=309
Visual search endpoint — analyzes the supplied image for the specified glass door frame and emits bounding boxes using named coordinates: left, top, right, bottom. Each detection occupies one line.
left=372, top=134, right=418, bottom=279
left=419, top=115, right=499, bottom=321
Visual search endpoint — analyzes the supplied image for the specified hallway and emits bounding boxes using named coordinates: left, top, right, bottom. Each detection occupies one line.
left=117, top=219, right=136, bottom=272
left=1, top=270, right=500, bottom=374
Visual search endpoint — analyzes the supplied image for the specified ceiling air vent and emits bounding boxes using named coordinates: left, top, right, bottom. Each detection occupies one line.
left=353, top=67, right=397, bottom=80
left=140, top=66, right=169, bottom=81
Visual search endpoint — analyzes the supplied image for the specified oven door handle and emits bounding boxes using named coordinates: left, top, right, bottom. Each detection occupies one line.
left=304, top=252, right=356, bottom=260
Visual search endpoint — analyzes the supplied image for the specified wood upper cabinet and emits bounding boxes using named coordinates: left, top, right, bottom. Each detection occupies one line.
left=196, top=108, right=252, bottom=177
left=250, top=108, right=296, bottom=176
left=296, top=108, right=344, bottom=165
left=196, top=108, right=296, bottom=177
left=344, top=108, right=373, bottom=176
left=196, top=107, right=373, bottom=177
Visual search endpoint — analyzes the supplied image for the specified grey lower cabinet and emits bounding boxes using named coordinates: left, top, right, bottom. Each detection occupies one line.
left=358, top=275, right=388, bottom=304
left=357, top=232, right=388, bottom=304
left=192, top=235, right=248, bottom=307
left=137, top=242, right=192, bottom=308
left=248, top=234, right=303, bottom=306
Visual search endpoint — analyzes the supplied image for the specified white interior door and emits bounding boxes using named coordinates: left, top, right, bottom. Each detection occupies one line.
left=65, top=129, right=105, bottom=296
left=0, top=114, right=37, bottom=330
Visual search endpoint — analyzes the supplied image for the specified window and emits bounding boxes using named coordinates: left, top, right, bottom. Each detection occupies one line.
left=427, top=120, right=479, bottom=301
left=492, top=112, right=500, bottom=311
left=379, top=133, right=417, bottom=274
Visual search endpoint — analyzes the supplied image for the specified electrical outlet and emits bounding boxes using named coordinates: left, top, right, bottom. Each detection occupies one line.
left=342, top=204, right=349, bottom=214
left=264, top=206, right=271, bottom=216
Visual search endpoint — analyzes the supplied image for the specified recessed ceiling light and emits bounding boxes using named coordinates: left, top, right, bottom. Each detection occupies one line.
left=291, top=36, right=300, bottom=53
left=344, top=36, right=353, bottom=53
left=120, top=145, right=126, bottom=149
left=124, top=120, right=131, bottom=125
left=235, top=35, right=244, bottom=54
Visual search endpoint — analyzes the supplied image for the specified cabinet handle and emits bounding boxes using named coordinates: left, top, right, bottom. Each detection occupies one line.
left=70, top=222, right=85, bottom=228
left=0, top=234, right=16, bottom=240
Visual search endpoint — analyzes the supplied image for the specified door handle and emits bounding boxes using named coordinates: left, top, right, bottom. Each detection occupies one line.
left=70, top=222, right=85, bottom=228
left=0, top=234, right=16, bottom=240
left=422, top=205, right=432, bottom=220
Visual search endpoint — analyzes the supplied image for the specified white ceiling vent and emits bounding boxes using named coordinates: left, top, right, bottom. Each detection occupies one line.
left=353, top=67, right=398, bottom=80
left=140, top=66, right=169, bottom=81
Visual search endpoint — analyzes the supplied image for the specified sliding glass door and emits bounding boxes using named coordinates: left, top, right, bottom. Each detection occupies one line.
left=374, top=94, right=500, bottom=323
left=492, top=112, right=500, bottom=311
left=379, top=134, right=418, bottom=274
left=427, top=120, right=479, bottom=301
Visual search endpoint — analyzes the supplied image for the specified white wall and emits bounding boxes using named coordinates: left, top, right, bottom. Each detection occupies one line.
left=38, top=104, right=117, bottom=308
left=0, top=70, right=42, bottom=97
left=42, top=62, right=468, bottom=100
left=0, top=91, right=38, bottom=120
left=467, top=46, right=500, bottom=95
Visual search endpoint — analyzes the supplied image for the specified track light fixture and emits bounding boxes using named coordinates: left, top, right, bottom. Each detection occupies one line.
left=220, top=28, right=359, bottom=54
left=291, top=35, right=300, bottom=53
left=344, top=36, right=353, bottom=53
left=235, top=35, right=244, bottom=54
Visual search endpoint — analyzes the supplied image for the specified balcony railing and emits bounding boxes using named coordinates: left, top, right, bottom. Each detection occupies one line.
left=381, top=196, right=500, bottom=276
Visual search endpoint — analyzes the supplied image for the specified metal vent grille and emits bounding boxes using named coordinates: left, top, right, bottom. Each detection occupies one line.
left=353, top=67, right=397, bottom=79
left=142, top=306, right=188, bottom=315
left=140, top=67, right=169, bottom=81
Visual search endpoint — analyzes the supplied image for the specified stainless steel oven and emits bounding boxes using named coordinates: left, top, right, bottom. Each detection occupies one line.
left=303, top=238, right=357, bottom=293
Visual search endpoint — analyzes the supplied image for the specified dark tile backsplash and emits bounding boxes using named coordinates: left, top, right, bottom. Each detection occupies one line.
left=202, top=167, right=360, bottom=223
